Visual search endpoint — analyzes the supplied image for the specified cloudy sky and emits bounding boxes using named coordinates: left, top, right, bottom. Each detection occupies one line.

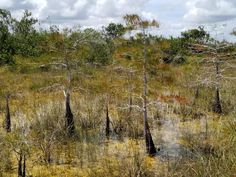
left=1, top=0, right=236, bottom=41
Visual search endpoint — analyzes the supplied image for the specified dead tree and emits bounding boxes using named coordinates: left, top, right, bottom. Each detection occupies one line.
left=123, top=14, right=159, bottom=156
left=190, top=42, right=235, bottom=114
left=5, top=94, right=11, bottom=132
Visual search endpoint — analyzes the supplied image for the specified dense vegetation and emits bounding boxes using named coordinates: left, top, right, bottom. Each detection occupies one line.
left=0, top=9, right=236, bottom=177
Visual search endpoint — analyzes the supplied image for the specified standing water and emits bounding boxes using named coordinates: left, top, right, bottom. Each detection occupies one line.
left=155, top=119, right=192, bottom=160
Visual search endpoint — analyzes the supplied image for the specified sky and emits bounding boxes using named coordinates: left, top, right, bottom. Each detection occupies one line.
left=1, top=0, right=236, bottom=41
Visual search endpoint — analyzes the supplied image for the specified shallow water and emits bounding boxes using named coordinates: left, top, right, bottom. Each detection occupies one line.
left=155, top=119, right=192, bottom=160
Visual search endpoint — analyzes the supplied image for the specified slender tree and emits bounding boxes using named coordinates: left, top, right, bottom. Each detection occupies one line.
left=123, top=14, right=159, bottom=156
left=63, top=46, right=75, bottom=136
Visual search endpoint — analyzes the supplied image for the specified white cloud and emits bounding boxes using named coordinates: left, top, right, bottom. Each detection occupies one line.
left=1, top=0, right=151, bottom=25
left=1, top=0, right=236, bottom=41
left=184, top=0, right=236, bottom=23
left=0, top=0, right=13, bottom=8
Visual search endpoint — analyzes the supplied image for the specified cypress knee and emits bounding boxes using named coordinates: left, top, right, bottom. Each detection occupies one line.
left=64, top=90, right=75, bottom=136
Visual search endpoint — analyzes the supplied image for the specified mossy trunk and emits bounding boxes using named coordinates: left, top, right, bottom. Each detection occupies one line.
left=65, top=91, right=75, bottom=136
left=5, top=95, right=11, bottom=132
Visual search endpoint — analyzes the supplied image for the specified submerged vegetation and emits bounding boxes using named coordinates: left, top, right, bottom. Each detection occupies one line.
left=0, top=9, right=236, bottom=177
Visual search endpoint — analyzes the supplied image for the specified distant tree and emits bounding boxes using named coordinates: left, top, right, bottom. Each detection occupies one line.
left=13, top=10, right=42, bottom=57
left=44, top=25, right=63, bottom=53
left=86, top=28, right=114, bottom=65
left=0, top=9, right=15, bottom=64
left=104, top=23, right=125, bottom=38
left=161, top=37, right=187, bottom=64
left=123, top=14, right=159, bottom=156
left=88, top=41, right=113, bottom=65
left=231, top=28, right=236, bottom=36
left=181, top=26, right=210, bottom=44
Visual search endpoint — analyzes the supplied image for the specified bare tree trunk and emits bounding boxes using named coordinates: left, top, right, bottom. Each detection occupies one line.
left=105, top=105, right=110, bottom=138
left=143, top=68, right=157, bottom=156
left=45, top=146, right=51, bottom=164
left=64, top=90, right=75, bottom=136
left=22, top=155, right=26, bottom=177
left=143, top=33, right=157, bottom=156
left=213, top=87, right=222, bottom=114
left=195, top=86, right=200, bottom=99
left=129, top=93, right=133, bottom=114
left=128, top=72, right=133, bottom=115
left=212, top=61, right=222, bottom=114
left=18, top=153, right=22, bottom=177
left=5, top=94, right=11, bottom=132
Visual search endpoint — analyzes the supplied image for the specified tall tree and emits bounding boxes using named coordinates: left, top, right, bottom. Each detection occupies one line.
left=123, top=14, right=159, bottom=156
left=181, top=26, right=210, bottom=44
